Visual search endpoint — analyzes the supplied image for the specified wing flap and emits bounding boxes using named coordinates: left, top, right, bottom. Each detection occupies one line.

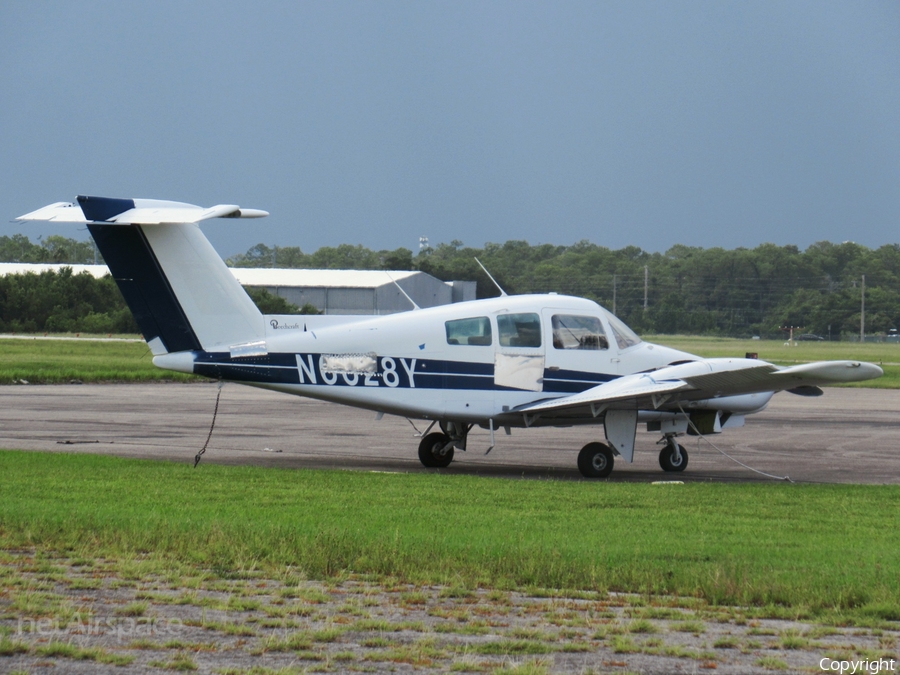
left=516, top=373, right=691, bottom=415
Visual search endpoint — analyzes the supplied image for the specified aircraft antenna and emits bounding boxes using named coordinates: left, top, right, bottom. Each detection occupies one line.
left=474, top=258, right=508, bottom=297
left=385, top=272, right=420, bottom=310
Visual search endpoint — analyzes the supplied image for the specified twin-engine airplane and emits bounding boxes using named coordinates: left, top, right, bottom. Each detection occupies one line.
left=18, top=197, right=883, bottom=477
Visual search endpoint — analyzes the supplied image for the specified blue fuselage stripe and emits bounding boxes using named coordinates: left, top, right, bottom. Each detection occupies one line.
left=191, top=351, right=615, bottom=393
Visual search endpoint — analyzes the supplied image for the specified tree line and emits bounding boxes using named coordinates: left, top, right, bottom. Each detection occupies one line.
left=228, top=238, right=900, bottom=338
left=0, top=234, right=99, bottom=264
left=2, top=234, right=898, bottom=338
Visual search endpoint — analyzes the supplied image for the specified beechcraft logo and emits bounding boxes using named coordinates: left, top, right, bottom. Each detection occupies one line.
left=270, top=319, right=300, bottom=330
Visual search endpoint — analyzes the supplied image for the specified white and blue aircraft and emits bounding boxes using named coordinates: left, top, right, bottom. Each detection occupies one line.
left=18, top=197, right=883, bottom=477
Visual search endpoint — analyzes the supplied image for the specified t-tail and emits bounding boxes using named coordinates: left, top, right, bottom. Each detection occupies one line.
left=17, top=196, right=268, bottom=357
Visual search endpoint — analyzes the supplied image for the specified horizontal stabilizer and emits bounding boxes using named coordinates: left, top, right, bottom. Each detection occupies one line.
left=17, top=196, right=268, bottom=225
left=16, top=201, right=87, bottom=222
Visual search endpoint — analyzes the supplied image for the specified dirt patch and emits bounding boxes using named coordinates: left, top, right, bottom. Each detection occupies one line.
left=1, top=550, right=897, bottom=674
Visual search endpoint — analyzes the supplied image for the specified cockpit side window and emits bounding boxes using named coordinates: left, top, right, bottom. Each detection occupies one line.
left=606, top=312, right=642, bottom=350
left=497, top=313, right=542, bottom=348
left=445, top=316, right=492, bottom=346
left=551, top=314, right=608, bottom=350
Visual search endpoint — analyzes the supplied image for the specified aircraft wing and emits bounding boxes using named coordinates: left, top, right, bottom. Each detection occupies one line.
left=515, top=358, right=883, bottom=417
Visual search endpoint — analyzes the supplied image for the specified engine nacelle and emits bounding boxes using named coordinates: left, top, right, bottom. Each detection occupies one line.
left=683, top=391, right=774, bottom=415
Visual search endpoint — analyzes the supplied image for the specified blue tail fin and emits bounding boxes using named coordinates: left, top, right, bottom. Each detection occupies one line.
left=88, top=223, right=201, bottom=353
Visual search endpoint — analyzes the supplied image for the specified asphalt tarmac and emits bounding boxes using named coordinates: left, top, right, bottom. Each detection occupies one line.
left=1, top=383, right=898, bottom=484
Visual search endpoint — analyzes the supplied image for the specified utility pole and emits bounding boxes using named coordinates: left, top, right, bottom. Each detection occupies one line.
left=643, top=266, right=648, bottom=311
left=612, top=274, right=617, bottom=315
left=860, top=274, right=865, bottom=343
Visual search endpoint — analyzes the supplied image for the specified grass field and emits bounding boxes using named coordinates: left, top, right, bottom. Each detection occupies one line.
left=647, top=334, right=900, bottom=363
left=0, top=338, right=196, bottom=384
left=1, top=451, right=898, bottom=624
left=646, top=335, right=900, bottom=388
left=1, top=334, right=897, bottom=387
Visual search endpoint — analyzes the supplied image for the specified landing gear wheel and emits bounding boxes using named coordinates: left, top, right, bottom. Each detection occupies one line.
left=659, top=443, right=688, bottom=472
left=577, top=442, right=614, bottom=478
left=418, top=433, right=454, bottom=468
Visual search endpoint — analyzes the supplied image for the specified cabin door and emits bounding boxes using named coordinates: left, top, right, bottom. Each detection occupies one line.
left=493, top=311, right=545, bottom=392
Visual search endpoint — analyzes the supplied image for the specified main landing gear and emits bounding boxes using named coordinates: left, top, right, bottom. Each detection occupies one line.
left=576, top=433, right=688, bottom=479
left=658, top=433, right=688, bottom=472
left=577, top=442, right=614, bottom=478
left=417, top=421, right=471, bottom=469
left=416, top=422, right=688, bottom=477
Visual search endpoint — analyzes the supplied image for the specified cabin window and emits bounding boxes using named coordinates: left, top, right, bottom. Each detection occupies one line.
left=606, top=312, right=642, bottom=350
left=497, top=313, right=542, bottom=348
left=445, top=316, right=492, bottom=346
left=551, top=314, right=608, bottom=350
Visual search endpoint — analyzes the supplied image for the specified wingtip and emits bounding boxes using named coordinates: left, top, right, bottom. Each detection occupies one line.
left=238, top=208, right=269, bottom=218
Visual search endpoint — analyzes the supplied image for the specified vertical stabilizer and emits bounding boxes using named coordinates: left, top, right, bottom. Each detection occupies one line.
left=18, top=196, right=269, bottom=354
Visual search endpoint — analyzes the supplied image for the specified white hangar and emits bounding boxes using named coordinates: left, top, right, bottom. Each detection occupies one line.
left=230, top=268, right=475, bottom=315
left=0, top=264, right=477, bottom=315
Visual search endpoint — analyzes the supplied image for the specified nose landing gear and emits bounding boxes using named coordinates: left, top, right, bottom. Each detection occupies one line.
left=417, top=421, right=472, bottom=468
left=418, top=432, right=455, bottom=468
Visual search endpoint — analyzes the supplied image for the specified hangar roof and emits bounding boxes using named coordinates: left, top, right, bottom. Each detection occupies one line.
left=0, top=263, right=109, bottom=279
left=0, top=263, right=424, bottom=289
left=230, top=268, right=420, bottom=288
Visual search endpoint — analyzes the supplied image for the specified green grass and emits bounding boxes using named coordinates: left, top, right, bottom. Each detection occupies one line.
left=32, top=641, right=134, bottom=665
left=1, top=451, right=899, bottom=622
left=647, top=335, right=900, bottom=388
left=0, top=337, right=197, bottom=383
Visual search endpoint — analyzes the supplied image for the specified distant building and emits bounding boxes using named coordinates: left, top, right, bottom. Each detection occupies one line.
left=0, top=263, right=476, bottom=315
left=231, top=268, right=475, bottom=315
left=0, top=263, right=110, bottom=279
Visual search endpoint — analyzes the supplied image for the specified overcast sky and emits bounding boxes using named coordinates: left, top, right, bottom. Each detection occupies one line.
left=2, top=1, right=898, bottom=258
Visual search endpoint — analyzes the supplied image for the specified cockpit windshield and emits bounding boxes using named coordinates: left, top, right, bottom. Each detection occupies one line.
left=605, top=311, right=642, bottom=350
left=551, top=314, right=609, bottom=350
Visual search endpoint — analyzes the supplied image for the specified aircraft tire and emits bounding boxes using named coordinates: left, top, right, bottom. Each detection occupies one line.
left=418, top=432, right=454, bottom=468
left=577, top=442, right=614, bottom=478
left=659, top=444, right=688, bottom=472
